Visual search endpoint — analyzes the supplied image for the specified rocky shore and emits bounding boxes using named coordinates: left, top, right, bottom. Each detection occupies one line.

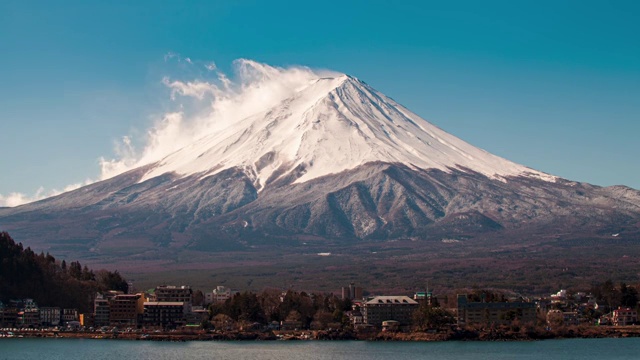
left=4, top=325, right=640, bottom=342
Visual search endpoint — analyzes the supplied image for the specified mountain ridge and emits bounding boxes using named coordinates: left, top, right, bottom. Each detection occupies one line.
left=0, top=70, right=638, bottom=275
left=135, top=74, right=555, bottom=191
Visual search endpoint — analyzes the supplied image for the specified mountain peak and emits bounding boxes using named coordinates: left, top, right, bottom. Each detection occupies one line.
left=138, top=73, right=555, bottom=189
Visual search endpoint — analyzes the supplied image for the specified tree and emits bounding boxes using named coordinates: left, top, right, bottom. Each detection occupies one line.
left=413, top=304, right=455, bottom=331
left=212, top=314, right=235, bottom=331
left=591, top=280, right=621, bottom=311
left=95, top=270, right=128, bottom=292
left=258, top=288, right=282, bottom=322
left=0, top=231, right=128, bottom=312
left=620, top=283, right=639, bottom=308
left=193, top=290, right=204, bottom=307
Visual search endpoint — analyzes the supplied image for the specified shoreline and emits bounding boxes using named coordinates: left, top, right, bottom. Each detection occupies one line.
left=3, top=325, right=640, bottom=342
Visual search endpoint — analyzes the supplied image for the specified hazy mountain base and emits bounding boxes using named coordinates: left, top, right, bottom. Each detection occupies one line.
left=112, top=233, right=639, bottom=296
left=1, top=164, right=639, bottom=293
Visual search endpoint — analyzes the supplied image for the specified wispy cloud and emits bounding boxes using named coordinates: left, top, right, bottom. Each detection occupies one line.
left=0, top=180, right=93, bottom=207
left=98, top=57, right=342, bottom=181
left=1, top=56, right=342, bottom=207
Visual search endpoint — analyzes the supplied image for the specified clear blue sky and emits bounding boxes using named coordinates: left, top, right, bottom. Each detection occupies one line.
left=1, top=0, right=639, bottom=202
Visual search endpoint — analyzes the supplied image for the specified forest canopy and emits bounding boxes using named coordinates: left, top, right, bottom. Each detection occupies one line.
left=0, top=232, right=127, bottom=312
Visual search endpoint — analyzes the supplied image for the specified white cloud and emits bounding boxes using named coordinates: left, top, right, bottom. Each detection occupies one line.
left=205, top=62, right=216, bottom=71
left=0, top=178, right=95, bottom=207
left=98, top=58, right=343, bottom=181
left=164, top=52, right=179, bottom=62
left=0, top=187, right=44, bottom=207
left=1, top=58, right=342, bottom=207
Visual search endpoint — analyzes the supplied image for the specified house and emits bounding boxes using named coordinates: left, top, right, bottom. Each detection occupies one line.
left=363, top=296, right=419, bottom=327
left=280, top=320, right=302, bottom=331
left=382, top=320, right=400, bottom=332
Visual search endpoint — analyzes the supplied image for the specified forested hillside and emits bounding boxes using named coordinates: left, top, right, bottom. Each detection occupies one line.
left=0, top=232, right=127, bottom=312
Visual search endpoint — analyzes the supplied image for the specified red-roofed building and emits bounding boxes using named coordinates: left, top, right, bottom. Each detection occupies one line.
left=612, top=307, right=637, bottom=326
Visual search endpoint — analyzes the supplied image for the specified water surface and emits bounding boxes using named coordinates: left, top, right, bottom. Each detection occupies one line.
left=1, top=338, right=639, bottom=360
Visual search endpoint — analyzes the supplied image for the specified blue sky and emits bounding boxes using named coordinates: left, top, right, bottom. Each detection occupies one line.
left=1, top=0, right=639, bottom=204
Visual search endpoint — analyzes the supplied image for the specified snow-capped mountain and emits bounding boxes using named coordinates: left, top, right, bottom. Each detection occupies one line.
left=140, top=75, right=555, bottom=189
left=0, top=71, right=639, bottom=263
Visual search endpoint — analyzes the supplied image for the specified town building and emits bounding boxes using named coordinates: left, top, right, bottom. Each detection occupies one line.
left=363, top=296, right=419, bottom=327
left=341, top=283, right=363, bottom=301
left=187, top=306, right=210, bottom=325
left=79, top=313, right=92, bottom=327
left=205, top=286, right=232, bottom=305
left=39, top=307, right=61, bottom=327
left=155, top=285, right=193, bottom=303
left=347, top=305, right=364, bottom=327
left=547, top=309, right=581, bottom=326
left=109, top=293, right=144, bottom=326
left=457, top=294, right=537, bottom=326
left=94, top=294, right=111, bottom=327
left=18, top=309, right=40, bottom=327
left=143, top=302, right=186, bottom=328
left=612, top=307, right=638, bottom=326
left=382, top=320, right=400, bottom=331
left=155, top=285, right=192, bottom=312
left=1, top=304, right=18, bottom=327
left=18, top=299, right=40, bottom=327
left=62, top=308, right=78, bottom=324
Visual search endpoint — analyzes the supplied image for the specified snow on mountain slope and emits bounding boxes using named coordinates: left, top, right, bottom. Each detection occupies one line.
left=140, top=74, right=556, bottom=190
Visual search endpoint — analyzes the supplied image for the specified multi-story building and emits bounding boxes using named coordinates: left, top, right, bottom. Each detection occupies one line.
left=155, top=285, right=193, bottom=315
left=1, top=304, right=18, bottom=327
left=109, top=294, right=145, bottom=327
left=62, top=309, right=78, bottom=324
left=363, top=296, right=419, bottom=327
left=18, top=309, right=40, bottom=327
left=205, top=286, right=232, bottom=305
left=612, top=307, right=638, bottom=326
left=155, top=285, right=193, bottom=303
left=457, top=294, right=537, bottom=326
left=94, top=295, right=111, bottom=327
left=341, top=283, right=363, bottom=301
left=18, top=299, right=40, bottom=327
left=143, top=302, right=186, bottom=328
left=39, top=307, right=61, bottom=326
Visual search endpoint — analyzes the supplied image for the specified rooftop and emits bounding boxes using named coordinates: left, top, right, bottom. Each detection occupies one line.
left=365, top=296, right=418, bottom=305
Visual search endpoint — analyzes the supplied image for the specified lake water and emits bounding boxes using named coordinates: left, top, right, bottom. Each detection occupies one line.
left=1, top=338, right=640, bottom=360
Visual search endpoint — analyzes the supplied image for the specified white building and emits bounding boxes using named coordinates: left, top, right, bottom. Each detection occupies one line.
left=205, top=286, right=232, bottom=305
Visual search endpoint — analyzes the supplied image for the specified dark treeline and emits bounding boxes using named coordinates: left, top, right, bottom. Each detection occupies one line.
left=590, top=280, right=639, bottom=310
left=0, top=232, right=127, bottom=312
left=209, top=289, right=352, bottom=329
